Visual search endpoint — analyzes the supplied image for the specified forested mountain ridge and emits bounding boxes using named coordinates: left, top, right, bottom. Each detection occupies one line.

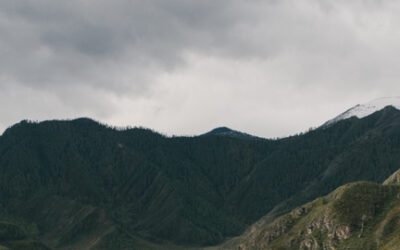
left=0, top=107, right=400, bottom=249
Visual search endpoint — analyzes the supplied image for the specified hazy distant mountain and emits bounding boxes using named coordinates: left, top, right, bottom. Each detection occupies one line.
left=1, top=106, right=400, bottom=249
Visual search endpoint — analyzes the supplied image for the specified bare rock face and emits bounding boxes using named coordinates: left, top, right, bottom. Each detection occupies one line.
left=291, top=213, right=351, bottom=250
left=299, top=239, right=319, bottom=250
left=295, top=214, right=351, bottom=250
left=334, top=225, right=351, bottom=240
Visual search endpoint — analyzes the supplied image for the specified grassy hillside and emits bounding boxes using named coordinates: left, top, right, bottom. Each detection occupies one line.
left=227, top=169, right=400, bottom=250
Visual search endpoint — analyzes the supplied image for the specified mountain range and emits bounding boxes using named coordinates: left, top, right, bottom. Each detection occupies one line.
left=1, top=98, right=400, bottom=249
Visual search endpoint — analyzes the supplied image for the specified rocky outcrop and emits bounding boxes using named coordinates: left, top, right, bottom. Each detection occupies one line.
left=297, top=215, right=351, bottom=250
left=383, top=169, right=400, bottom=185
left=236, top=198, right=348, bottom=249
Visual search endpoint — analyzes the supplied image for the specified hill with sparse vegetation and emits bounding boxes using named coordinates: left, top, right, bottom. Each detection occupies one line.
left=223, top=169, right=400, bottom=250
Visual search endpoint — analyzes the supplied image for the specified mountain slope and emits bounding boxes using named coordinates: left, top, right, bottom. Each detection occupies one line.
left=228, top=106, right=400, bottom=223
left=0, top=221, right=50, bottom=250
left=0, top=119, right=268, bottom=248
left=1, top=107, right=400, bottom=248
left=225, top=169, right=400, bottom=250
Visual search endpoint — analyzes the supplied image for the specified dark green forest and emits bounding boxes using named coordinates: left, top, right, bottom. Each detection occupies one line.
left=1, top=107, right=400, bottom=249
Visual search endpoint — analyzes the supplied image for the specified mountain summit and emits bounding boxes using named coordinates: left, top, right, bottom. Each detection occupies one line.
left=324, top=96, right=400, bottom=126
left=204, top=127, right=259, bottom=139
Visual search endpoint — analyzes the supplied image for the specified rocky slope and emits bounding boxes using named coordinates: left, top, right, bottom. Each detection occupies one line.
left=226, top=169, right=400, bottom=250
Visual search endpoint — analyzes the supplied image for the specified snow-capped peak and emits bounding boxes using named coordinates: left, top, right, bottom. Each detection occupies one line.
left=324, top=97, right=400, bottom=126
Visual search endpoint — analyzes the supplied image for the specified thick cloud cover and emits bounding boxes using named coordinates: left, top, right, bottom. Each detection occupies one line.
left=1, top=0, right=400, bottom=137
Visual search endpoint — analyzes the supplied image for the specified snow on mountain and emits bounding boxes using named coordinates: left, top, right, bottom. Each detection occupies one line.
left=324, top=97, right=400, bottom=126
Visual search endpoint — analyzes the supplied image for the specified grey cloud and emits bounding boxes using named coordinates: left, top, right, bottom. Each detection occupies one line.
left=2, top=1, right=326, bottom=89
left=1, top=0, right=400, bottom=136
left=0, top=0, right=247, bottom=90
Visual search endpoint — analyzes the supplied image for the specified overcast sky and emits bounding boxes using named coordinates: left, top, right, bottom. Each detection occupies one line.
left=1, top=0, right=400, bottom=138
